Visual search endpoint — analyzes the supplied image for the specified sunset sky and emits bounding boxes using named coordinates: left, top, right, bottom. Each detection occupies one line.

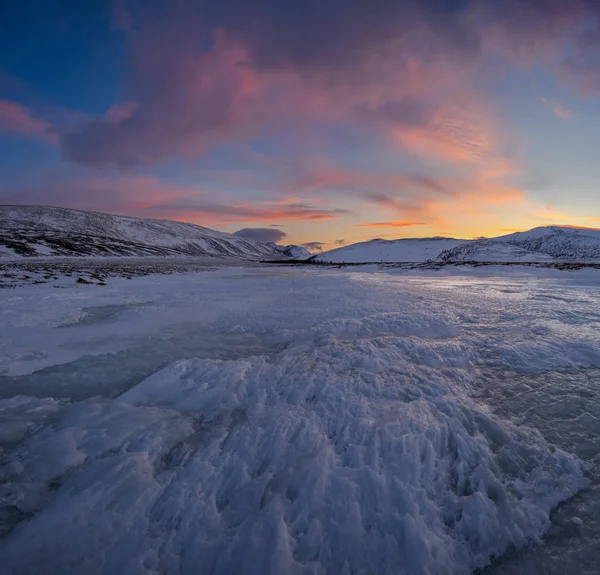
left=2, top=1, right=600, bottom=250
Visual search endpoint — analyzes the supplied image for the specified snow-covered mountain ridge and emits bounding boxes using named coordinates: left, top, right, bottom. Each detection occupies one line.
left=315, top=226, right=600, bottom=263
left=437, top=226, right=600, bottom=263
left=0, top=205, right=308, bottom=260
left=314, top=237, right=464, bottom=263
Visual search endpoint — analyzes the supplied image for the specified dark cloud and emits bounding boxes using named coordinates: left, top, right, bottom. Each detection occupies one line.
left=335, top=239, right=347, bottom=246
left=234, top=227, right=286, bottom=243
left=302, top=241, right=325, bottom=252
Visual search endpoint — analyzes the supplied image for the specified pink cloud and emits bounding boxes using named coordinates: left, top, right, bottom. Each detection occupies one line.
left=552, top=104, right=574, bottom=120
left=2, top=174, right=351, bottom=225
left=144, top=199, right=353, bottom=224
left=106, top=101, right=138, bottom=122
left=0, top=100, right=55, bottom=142
left=541, top=97, right=574, bottom=120
left=54, top=0, right=600, bottom=174
left=60, top=29, right=338, bottom=168
left=357, top=221, right=426, bottom=228
left=53, top=0, right=600, bottom=182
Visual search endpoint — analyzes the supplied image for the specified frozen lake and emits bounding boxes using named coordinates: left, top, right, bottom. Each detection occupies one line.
left=1, top=265, right=599, bottom=574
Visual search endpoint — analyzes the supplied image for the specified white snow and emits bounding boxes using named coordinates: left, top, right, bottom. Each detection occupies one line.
left=0, top=206, right=308, bottom=260
left=497, top=225, right=600, bottom=241
left=438, top=227, right=600, bottom=263
left=489, top=226, right=600, bottom=261
left=266, top=242, right=312, bottom=260
left=315, top=226, right=600, bottom=263
left=436, top=240, right=556, bottom=263
left=315, top=238, right=464, bottom=263
left=1, top=265, right=599, bottom=574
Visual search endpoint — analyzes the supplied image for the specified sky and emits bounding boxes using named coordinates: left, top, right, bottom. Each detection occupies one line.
left=1, top=0, right=600, bottom=251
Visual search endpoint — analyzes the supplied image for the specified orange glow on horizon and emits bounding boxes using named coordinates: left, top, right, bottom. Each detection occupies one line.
left=357, top=221, right=426, bottom=228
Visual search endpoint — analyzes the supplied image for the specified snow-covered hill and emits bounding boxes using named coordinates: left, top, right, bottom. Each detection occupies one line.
left=436, top=240, right=556, bottom=263
left=315, top=226, right=600, bottom=264
left=314, top=237, right=464, bottom=263
left=494, top=226, right=600, bottom=260
left=266, top=242, right=311, bottom=260
left=438, top=226, right=600, bottom=263
left=0, top=205, right=307, bottom=260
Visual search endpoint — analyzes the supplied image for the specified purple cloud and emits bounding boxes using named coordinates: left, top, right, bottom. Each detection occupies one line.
left=57, top=0, right=600, bottom=170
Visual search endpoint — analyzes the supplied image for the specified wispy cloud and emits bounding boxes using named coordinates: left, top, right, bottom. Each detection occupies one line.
left=357, top=221, right=426, bottom=228
left=1, top=174, right=352, bottom=225
left=0, top=100, right=55, bottom=142
left=534, top=207, right=575, bottom=222
left=541, top=97, right=574, bottom=120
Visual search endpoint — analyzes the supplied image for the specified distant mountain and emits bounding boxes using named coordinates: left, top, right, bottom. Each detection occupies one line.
left=437, top=226, right=600, bottom=263
left=313, top=237, right=464, bottom=263
left=0, top=205, right=308, bottom=260
left=266, top=242, right=311, bottom=260
left=315, top=226, right=600, bottom=264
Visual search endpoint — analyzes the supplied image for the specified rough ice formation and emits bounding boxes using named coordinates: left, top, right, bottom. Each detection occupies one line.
left=0, top=317, right=586, bottom=574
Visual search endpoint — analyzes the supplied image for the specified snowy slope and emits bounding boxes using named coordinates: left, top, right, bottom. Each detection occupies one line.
left=316, top=226, right=600, bottom=264
left=0, top=205, right=306, bottom=260
left=492, top=226, right=600, bottom=260
left=314, top=237, right=464, bottom=263
left=438, top=226, right=600, bottom=263
left=436, top=240, right=557, bottom=263
left=266, top=242, right=311, bottom=260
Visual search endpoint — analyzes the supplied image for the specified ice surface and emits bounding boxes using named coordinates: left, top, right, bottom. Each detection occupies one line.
left=479, top=368, right=600, bottom=575
left=1, top=265, right=599, bottom=574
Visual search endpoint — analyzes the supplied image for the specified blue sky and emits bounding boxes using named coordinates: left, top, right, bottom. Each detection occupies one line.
left=2, top=0, right=600, bottom=249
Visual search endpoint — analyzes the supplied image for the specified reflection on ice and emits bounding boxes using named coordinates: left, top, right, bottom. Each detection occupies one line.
left=479, top=368, right=600, bottom=575
left=0, top=325, right=285, bottom=401
left=57, top=303, right=152, bottom=328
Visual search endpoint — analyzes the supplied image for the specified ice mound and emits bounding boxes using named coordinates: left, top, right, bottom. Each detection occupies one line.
left=0, top=397, right=62, bottom=446
left=0, top=323, right=586, bottom=575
